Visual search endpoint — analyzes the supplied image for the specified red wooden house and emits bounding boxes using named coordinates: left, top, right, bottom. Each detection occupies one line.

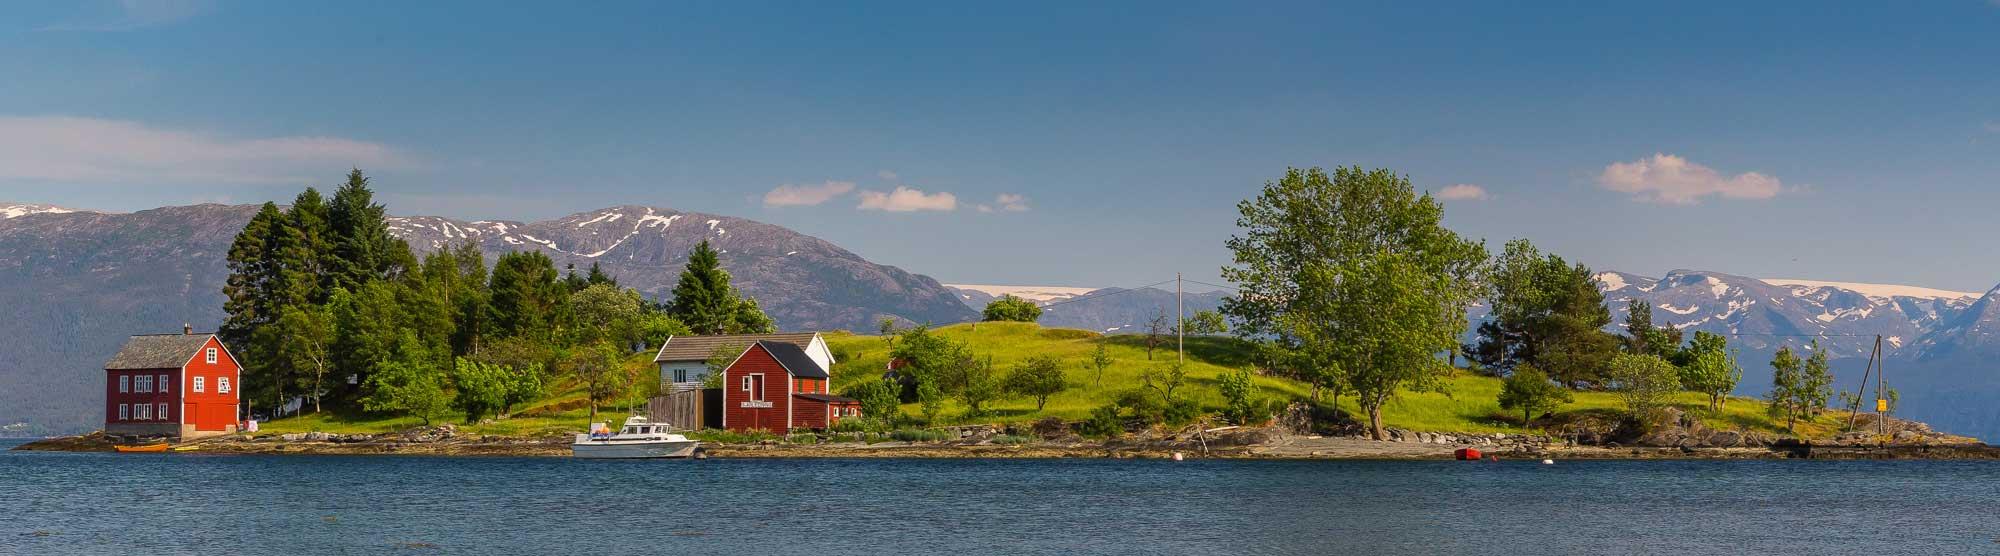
left=719, top=340, right=860, bottom=434
left=103, top=326, right=242, bottom=439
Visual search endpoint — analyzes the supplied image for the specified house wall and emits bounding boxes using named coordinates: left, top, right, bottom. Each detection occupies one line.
left=658, top=361, right=708, bottom=391
left=794, top=397, right=829, bottom=430
left=721, top=345, right=793, bottom=434
left=105, top=368, right=179, bottom=433
left=183, top=336, right=241, bottom=433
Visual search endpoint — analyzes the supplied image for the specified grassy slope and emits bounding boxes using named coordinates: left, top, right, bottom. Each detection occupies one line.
left=258, top=322, right=1858, bottom=439
left=826, top=322, right=1855, bottom=438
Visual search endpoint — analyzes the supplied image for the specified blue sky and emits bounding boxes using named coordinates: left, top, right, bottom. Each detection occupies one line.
left=3, top=1, right=2000, bottom=290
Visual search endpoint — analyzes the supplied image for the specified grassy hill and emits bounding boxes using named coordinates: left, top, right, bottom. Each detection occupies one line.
left=827, top=322, right=1859, bottom=438
left=259, top=321, right=1872, bottom=439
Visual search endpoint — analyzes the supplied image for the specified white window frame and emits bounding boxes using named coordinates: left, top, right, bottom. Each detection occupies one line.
left=206, top=347, right=217, bottom=364
left=218, top=377, right=231, bottom=394
left=135, top=375, right=151, bottom=393
left=119, top=375, right=129, bottom=393
left=741, top=376, right=751, bottom=392
left=158, top=403, right=169, bottom=422
left=674, top=369, right=688, bottom=383
left=158, top=374, right=169, bottom=393
left=118, top=404, right=128, bottom=420
left=134, top=403, right=148, bottom=420
left=193, top=376, right=205, bottom=393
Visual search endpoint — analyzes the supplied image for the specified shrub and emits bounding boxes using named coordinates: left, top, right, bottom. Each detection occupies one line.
left=1030, top=417, right=1069, bottom=438
left=991, top=435, right=1035, bottom=445
left=1218, top=368, right=1273, bottom=425
left=1080, top=404, right=1125, bottom=438
left=691, top=428, right=779, bottom=444
left=786, top=431, right=820, bottom=444
left=1163, top=399, right=1202, bottom=427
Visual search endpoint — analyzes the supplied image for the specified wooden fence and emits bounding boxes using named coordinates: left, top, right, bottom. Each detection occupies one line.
left=648, top=388, right=721, bottom=430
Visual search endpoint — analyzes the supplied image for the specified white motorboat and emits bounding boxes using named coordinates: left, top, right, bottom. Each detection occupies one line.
left=571, top=416, right=700, bottom=459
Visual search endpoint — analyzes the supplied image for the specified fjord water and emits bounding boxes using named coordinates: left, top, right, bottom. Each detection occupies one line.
left=3, top=442, right=1996, bottom=555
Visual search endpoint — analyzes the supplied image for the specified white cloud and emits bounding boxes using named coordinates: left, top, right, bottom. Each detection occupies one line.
left=762, top=180, right=856, bottom=207
left=857, top=186, right=956, bottom=212
left=1985, top=121, right=2000, bottom=133
left=38, top=0, right=212, bottom=32
left=1435, top=184, right=1488, bottom=201
left=1596, top=153, right=1782, bottom=205
left=994, top=193, right=1030, bottom=212
left=877, top=170, right=899, bottom=181
left=0, top=115, right=409, bottom=185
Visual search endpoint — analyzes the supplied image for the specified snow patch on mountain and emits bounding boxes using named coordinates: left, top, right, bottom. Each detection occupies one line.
left=1761, top=278, right=1978, bottom=301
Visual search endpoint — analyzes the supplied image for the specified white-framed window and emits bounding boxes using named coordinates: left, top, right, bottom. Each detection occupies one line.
left=158, top=403, right=169, bottom=421
left=748, top=374, right=765, bottom=402
left=219, top=377, right=231, bottom=394
left=674, top=369, right=688, bottom=383
left=193, top=376, right=205, bottom=393
left=119, top=375, right=129, bottom=393
left=118, top=404, right=129, bottom=420
left=135, top=403, right=151, bottom=420
left=158, top=374, right=169, bottom=393
left=206, top=347, right=217, bottom=364
left=135, top=375, right=151, bottom=393
left=741, top=376, right=751, bottom=391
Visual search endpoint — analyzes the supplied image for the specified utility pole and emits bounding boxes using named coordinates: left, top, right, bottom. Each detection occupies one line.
left=1177, top=273, right=1185, bottom=365
left=1877, top=335, right=1886, bottom=437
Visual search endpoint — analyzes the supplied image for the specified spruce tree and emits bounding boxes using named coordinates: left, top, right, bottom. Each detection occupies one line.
left=489, top=251, right=561, bottom=342
left=585, top=262, right=616, bottom=287
left=221, top=203, right=285, bottom=349
left=669, top=241, right=735, bottom=334
left=327, top=168, right=397, bottom=291
left=283, top=187, right=335, bottom=305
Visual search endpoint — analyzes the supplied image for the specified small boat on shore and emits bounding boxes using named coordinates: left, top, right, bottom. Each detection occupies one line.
left=114, top=443, right=169, bottom=453
left=571, top=416, right=699, bottom=459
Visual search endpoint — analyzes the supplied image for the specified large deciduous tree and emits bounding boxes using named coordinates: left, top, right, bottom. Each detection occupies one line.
left=1677, top=331, right=1741, bottom=411
left=981, top=294, right=1042, bottom=323
left=1222, top=167, right=1485, bottom=440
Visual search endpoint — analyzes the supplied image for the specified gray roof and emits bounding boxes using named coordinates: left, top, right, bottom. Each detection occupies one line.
left=654, top=332, right=818, bottom=363
left=759, top=341, right=828, bottom=379
left=104, top=334, right=215, bottom=370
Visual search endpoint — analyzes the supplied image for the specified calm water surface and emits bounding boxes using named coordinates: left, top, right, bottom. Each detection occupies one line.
left=3, top=438, right=1997, bottom=555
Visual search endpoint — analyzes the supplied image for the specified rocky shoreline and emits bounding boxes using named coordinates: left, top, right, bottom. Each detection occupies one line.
left=14, top=424, right=1999, bottom=461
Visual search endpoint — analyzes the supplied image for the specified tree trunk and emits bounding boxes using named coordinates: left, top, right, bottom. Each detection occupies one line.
left=1523, top=409, right=1533, bottom=426
left=1367, top=401, right=1386, bottom=441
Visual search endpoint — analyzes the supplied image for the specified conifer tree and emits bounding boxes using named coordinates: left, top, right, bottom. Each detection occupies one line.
left=489, top=251, right=562, bottom=342
left=327, top=168, right=399, bottom=291
left=669, top=241, right=737, bottom=334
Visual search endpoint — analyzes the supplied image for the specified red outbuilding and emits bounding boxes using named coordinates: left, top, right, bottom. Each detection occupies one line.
left=719, top=340, right=860, bottom=434
left=103, top=326, right=242, bottom=439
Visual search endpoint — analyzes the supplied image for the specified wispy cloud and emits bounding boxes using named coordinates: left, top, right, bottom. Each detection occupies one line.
left=877, top=170, right=899, bottom=181
left=857, top=186, right=956, bottom=212
left=38, top=0, right=212, bottom=32
left=1596, top=153, right=1782, bottom=205
left=0, top=115, right=410, bottom=185
left=762, top=180, right=856, bottom=207
left=1435, top=184, right=1488, bottom=201
left=1985, top=121, right=2000, bottom=133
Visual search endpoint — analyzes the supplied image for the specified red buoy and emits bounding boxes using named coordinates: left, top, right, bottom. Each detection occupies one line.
left=1454, top=447, right=1483, bottom=461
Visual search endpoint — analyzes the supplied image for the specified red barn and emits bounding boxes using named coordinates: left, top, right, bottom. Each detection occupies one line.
left=719, top=340, right=860, bottom=434
left=103, top=327, right=242, bottom=439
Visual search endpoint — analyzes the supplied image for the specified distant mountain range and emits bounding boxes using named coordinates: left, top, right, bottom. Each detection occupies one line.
left=1568, top=270, right=2000, bottom=441
left=945, top=284, right=1229, bottom=334
left=0, top=201, right=973, bottom=435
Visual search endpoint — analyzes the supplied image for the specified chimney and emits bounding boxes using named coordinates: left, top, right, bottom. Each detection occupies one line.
left=183, top=323, right=193, bottom=335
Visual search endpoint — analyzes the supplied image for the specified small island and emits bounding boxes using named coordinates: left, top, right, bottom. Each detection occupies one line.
left=16, top=168, right=1991, bottom=460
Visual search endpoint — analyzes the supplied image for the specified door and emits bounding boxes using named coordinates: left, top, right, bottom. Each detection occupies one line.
left=749, top=375, right=765, bottom=402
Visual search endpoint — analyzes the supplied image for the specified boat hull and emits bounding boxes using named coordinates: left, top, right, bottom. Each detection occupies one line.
left=570, top=441, right=699, bottom=459
left=114, top=444, right=169, bottom=453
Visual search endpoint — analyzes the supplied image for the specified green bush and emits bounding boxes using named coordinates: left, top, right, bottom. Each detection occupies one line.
left=1079, top=404, right=1125, bottom=438
left=991, top=434, right=1035, bottom=445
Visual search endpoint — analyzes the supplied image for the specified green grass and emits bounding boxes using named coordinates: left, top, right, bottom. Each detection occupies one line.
left=255, top=322, right=1868, bottom=440
left=827, top=322, right=1860, bottom=438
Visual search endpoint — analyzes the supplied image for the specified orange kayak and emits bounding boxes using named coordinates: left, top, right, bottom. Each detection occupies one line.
left=114, top=444, right=170, bottom=453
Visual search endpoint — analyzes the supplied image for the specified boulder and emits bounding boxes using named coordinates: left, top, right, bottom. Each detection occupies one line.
left=1706, top=431, right=1742, bottom=448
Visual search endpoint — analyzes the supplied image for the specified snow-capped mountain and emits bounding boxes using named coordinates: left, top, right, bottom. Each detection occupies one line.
left=1596, top=270, right=1978, bottom=358
left=0, top=203, right=89, bottom=219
